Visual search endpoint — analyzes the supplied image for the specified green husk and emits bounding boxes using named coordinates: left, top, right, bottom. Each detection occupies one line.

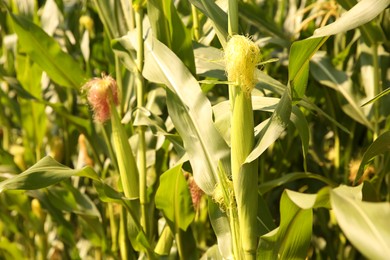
left=110, top=99, right=140, bottom=199
left=226, top=35, right=260, bottom=259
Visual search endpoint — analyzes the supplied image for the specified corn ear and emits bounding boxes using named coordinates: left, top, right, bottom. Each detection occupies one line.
left=226, top=35, right=259, bottom=259
left=231, top=89, right=258, bottom=258
left=110, top=100, right=140, bottom=199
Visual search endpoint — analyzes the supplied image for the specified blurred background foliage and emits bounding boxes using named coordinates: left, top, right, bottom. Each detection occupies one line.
left=0, top=0, right=389, bottom=259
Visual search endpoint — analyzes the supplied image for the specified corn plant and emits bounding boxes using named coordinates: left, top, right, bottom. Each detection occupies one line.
left=0, top=0, right=390, bottom=259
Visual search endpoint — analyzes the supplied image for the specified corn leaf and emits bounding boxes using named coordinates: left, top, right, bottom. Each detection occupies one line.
left=290, top=106, right=310, bottom=171
left=147, top=0, right=196, bottom=74
left=0, top=156, right=99, bottom=192
left=189, top=0, right=228, bottom=46
left=142, top=34, right=232, bottom=257
left=246, top=89, right=291, bottom=163
left=259, top=172, right=336, bottom=195
left=310, top=52, right=373, bottom=128
left=9, top=13, right=85, bottom=89
left=238, top=1, right=289, bottom=47
left=258, top=190, right=314, bottom=259
left=331, top=185, right=390, bottom=259
left=143, top=34, right=231, bottom=196
left=208, top=198, right=233, bottom=259
left=289, top=37, right=327, bottom=100
left=361, top=87, right=390, bottom=107
left=313, top=0, right=389, bottom=43
left=155, top=163, right=195, bottom=231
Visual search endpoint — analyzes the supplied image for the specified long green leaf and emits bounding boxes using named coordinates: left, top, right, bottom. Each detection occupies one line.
left=208, top=198, right=233, bottom=259
left=331, top=185, right=390, bottom=259
left=310, top=52, right=373, bottom=128
left=155, top=163, right=195, bottom=231
left=147, top=0, right=196, bottom=74
left=0, top=156, right=98, bottom=192
left=258, top=172, right=336, bottom=194
left=142, top=33, right=232, bottom=257
left=361, top=87, right=390, bottom=107
left=92, top=0, right=129, bottom=39
left=9, top=13, right=85, bottom=89
left=258, top=190, right=313, bottom=259
left=46, top=185, right=101, bottom=219
left=16, top=55, right=46, bottom=163
left=336, top=0, right=386, bottom=46
left=289, top=37, right=327, bottom=100
left=313, top=0, right=389, bottom=40
left=290, top=106, right=310, bottom=171
left=246, top=89, right=291, bottom=163
left=189, top=0, right=228, bottom=46
left=289, top=0, right=389, bottom=101
left=142, top=34, right=230, bottom=196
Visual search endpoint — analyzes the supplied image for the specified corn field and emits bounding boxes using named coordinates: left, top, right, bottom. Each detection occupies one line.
left=0, top=0, right=390, bottom=259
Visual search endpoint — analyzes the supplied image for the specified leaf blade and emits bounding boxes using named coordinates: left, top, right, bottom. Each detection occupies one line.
left=9, top=13, right=85, bottom=89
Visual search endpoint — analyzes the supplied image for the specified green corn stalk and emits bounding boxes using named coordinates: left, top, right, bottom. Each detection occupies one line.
left=134, top=3, right=150, bottom=238
left=227, top=1, right=259, bottom=258
left=225, top=33, right=260, bottom=260
left=231, top=88, right=258, bottom=259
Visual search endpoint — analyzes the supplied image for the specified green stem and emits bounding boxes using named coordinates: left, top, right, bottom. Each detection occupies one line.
left=119, top=207, right=129, bottom=260
left=93, top=0, right=115, bottom=39
left=227, top=0, right=238, bottom=104
left=228, top=0, right=239, bottom=36
left=191, top=5, right=200, bottom=40
left=108, top=203, right=118, bottom=253
left=227, top=2, right=258, bottom=258
left=371, top=43, right=384, bottom=194
left=372, top=43, right=380, bottom=142
left=231, top=89, right=258, bottom=259
left=135, top=6, right=149, bottom=238
left=115, top=56, right=124, bottom=115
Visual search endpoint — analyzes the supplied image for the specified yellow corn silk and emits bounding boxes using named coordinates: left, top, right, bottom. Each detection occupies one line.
left=224, top=35, right=261, bottom=96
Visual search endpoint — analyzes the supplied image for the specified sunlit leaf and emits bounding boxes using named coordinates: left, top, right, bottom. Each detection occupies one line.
left=258, top=190, right=313, bottom=259
left=189, top=0, right=228, bottom=46
left=331, top=185, right=390, bottom=259
left=155, top=163, right=195, bottom=231
left=361, top=87, right=390, bottom=107
left=313, top=0, right=389, bottom=40
left=9, top=13, right=85, bottom=89
left=147, top=0, right=196, bottom=74
left=92, top=0, right=128, bottom=39
left=143, top=34, right=231, bottom=196
left=289, top=37, right=327, bottom=100
left=208, top=198, right=233, bottom=259
left=310, top=52, right=373, bottom=128
left=200, top=244, right=224, bottom=260
left=0, top=156, right=99, bottom=192
left=246, top=89, right=291, bottom=163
